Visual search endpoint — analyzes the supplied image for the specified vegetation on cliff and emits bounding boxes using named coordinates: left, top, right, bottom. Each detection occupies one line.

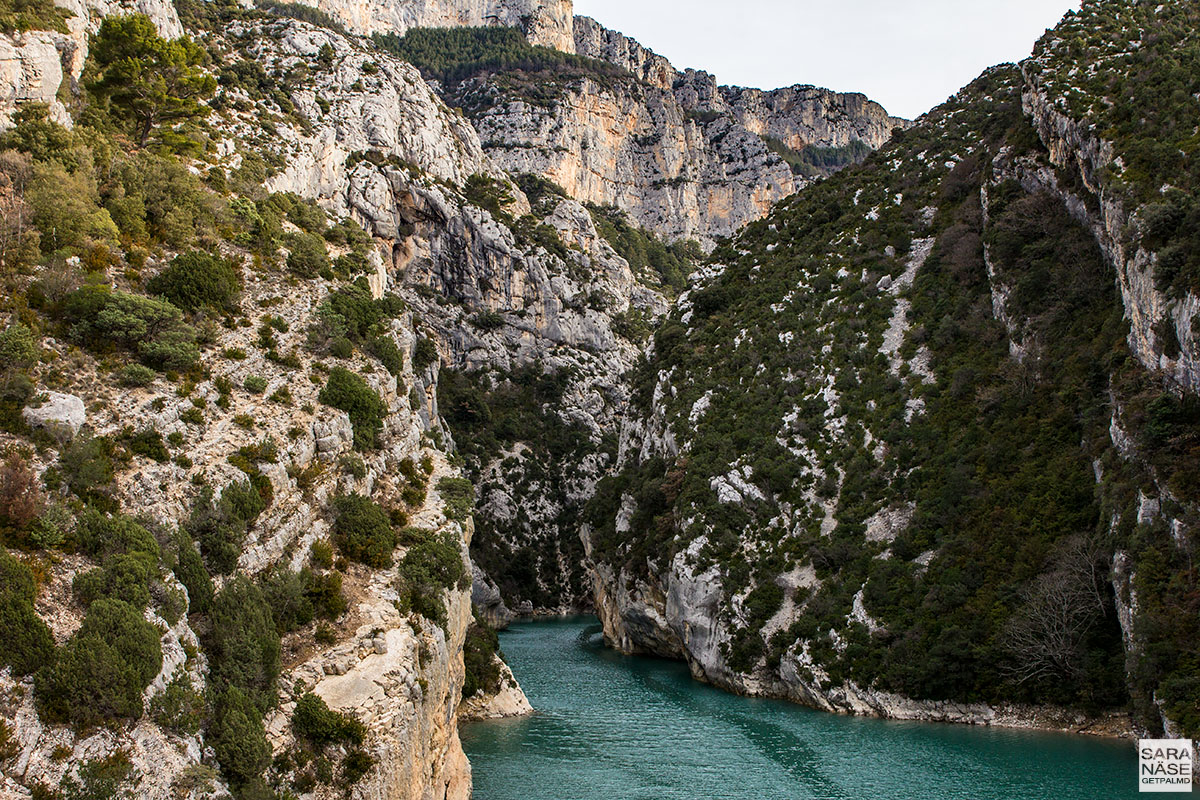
left=373, top=26, right=626, bottom=88
left=590, top=24, right=1199, bottom=732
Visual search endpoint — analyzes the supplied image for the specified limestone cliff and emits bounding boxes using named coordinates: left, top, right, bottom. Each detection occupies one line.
left=308, top=0, right=575, bottom=51
left=0, top=235, right=478, bottom=798
left=448, top=15, right=907, bottom=244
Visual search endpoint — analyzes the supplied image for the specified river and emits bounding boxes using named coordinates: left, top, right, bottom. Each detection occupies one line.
left=461, top=616, right=1141, bottom=799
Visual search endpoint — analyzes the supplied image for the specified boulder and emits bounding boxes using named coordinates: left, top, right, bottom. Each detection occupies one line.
left=21, top=391, right=85, bottom=437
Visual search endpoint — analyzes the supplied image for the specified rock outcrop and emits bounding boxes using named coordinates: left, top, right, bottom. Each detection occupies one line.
left=307, top=0, right=575, bottom=51
left=457, top=657, right=533, bottom=721
left=1021, top=64, right=1200, bottom=393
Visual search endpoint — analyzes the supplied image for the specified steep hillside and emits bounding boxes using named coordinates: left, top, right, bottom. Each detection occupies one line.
left=585, top=0, right=1200, bottom=739
left=0, top=3, right=540, bottom=798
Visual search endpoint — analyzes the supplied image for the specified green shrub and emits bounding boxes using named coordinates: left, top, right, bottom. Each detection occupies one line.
left=319, top=367, right=386, bottom=451
left=58, top=286, right=199, bottom=372
left=469, top=311, right=504, bottom=332
left=412, top=337, right=438, bottom=372
left=327, top=281, right=391, bottom=340
left=149, top=674, right=204, bottom=735
left=36, top=598, right=163, bottom=725
left=173, top=531, right=213, bottom=614
left=287, top=231, right=329, bottom=278
left=206, top=577, right=280, bottom=713
left=436, top=477, right=473, bottom=522
left=310, top=539, right=334, bottom=568
left=366, top=335, right=403, bottom=376
left=209, top=686, right=271, bottom=788
left=75, top=509, right=159, bottom=561
left=292, top=692, right=364, bottom=746
left=261, top=567, right=347, bottom=633
left=341, top=748, right=376, bottom=786
left=0, top=371, right=34, bottom=434
left=121, top=427, right=169, bottom=462
left=0, top=323, right=38, bottom=368
left=118, top=363, right=156, bottom=387
left=27, top=161, right=119, bottom=255
left=0, top=0, right=72, bottom=33
left=0, top=549, right=55, bottom=675
left=243, top=375, right=267, bottom=394
left=185, top=482, right=265, bottom=575
left=332, top=494, right=395, bottom=567
left=395, top=529, right=466, bottom=630
left=462, top=619, right=501, bottom=699
left=57, top=435, right=119, bottom=510
left=147, top=251, right=241, bottom=313
left=261, top=567, right=313, bottom=633
left=60, top=753, right=134, bottom=800
left=72, top=551, right=156, bottom=609
left=105, top=148, right=223, bottom=247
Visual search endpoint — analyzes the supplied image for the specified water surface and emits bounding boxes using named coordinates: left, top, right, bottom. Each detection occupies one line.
left=461, top=616, right=1140, bottom=799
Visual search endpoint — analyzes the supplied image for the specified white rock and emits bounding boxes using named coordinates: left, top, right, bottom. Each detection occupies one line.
left=21, top=391, right=85, bottom=437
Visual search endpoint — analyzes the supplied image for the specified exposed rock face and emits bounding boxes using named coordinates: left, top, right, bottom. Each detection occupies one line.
left=457, top=656, right=533, bottom=720
left=264, top=476, right=476, bottom=800
left=307, top=0, right=575, bottom=51
left=571, top=15, right=673, bottom=89
left=0, top=31, right=69, bottom=125
left=246, top=21, right=492, bottom=197
left=453, top=16, right=907, bottom=244
left=462, top=75, right=797, bottom=244
left=1021, top=65, right=1200, bottom=393
left=691, top=76, right=908, bottom=153
left=238, top=16, right=671, bottom=611
left=471, top=562, right=513, bottom=628
left=0, top=226, right=490, bottom=798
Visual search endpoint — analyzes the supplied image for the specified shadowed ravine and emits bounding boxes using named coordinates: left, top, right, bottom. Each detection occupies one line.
left=461, top=617, right=1139, bottom=799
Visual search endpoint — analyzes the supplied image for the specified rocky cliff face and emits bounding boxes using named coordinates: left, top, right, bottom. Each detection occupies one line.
left=239, top=16, right=668, bottom=613
left=448, top=16, right=907, bottom=245
left=0, top=234, right=479, bottom=799
left=309, top=0, right=575, bottom=51
left=1020, top=66, right=1200, bottom=394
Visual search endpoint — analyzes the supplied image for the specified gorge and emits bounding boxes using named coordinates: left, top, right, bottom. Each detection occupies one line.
left=0, top=0, right=1196, bottom=797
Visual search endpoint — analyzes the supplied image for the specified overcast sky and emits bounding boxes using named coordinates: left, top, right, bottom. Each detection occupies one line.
left=571, top=0, right=1081, bottom=120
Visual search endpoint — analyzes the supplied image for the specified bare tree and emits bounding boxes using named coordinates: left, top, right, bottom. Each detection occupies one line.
left=999, top=532, right=1112, bottom=687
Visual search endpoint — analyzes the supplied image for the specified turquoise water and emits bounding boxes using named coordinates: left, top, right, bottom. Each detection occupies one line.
left=461, top=616, right=1143, bottom=800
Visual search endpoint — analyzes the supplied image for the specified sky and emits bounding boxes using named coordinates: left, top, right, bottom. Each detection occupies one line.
left=571, top=0, right=1082, bottom=120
